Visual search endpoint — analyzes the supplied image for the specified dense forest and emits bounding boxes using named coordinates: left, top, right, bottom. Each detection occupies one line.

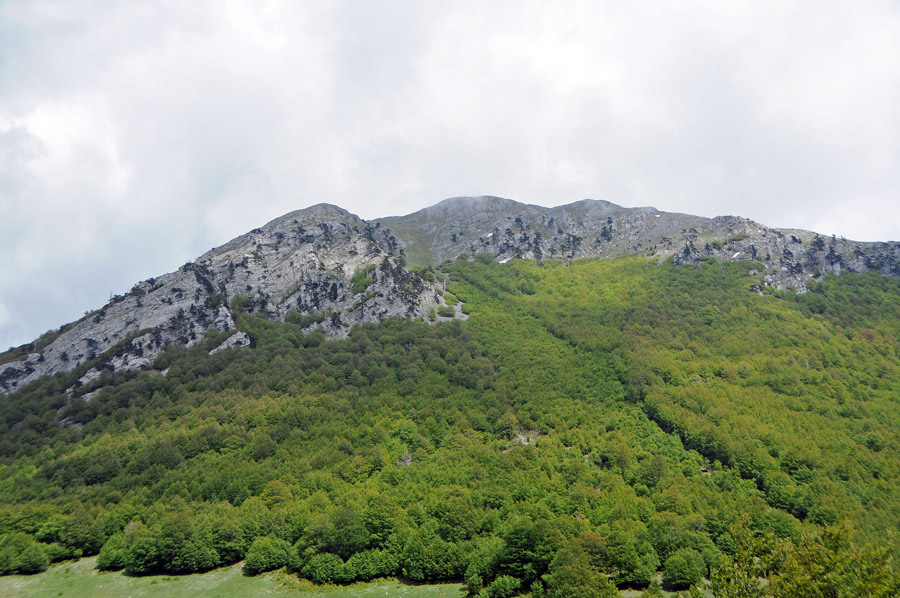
left=1, top=256, right=899, bottom=596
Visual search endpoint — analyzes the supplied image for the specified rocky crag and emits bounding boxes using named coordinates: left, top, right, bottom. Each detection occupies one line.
left=0, top=204, right=445, bottom=394
left=378, top=196, right=900, bottom=292
left=3, top=196, right=899, bottom=394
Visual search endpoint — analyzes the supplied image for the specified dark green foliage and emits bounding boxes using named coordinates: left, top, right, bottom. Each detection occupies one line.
left=244, top=535, right=291, bottom=575
left=204, top=292, right=223, bottom=309
left=285, top=311, right=325, bottom=328
left=302, top=552, right=346, bottom=584
left=542, top=545, right=617, bottom=598
left=230, top=294, right=258, bottom=314
left=0, top=533, right=49, bottom=574
left=343, top=549, right=399, bottom=581
left=400, top=531, right=464, bottom=582
left=121, top=511, right=220, bottom=575
left=602, top=524, right=659, bottom=586
left=42, top=542, right=78, bottom=563
left=709, top=526, right=775, bottom=598
left=640, top=579, right=664, bottom=596
left=479, top=574, right=520, bottom=598
left=97, top=533, right=128, bottom=570
left=464, top=537, right=503, bottom=593
left=662, top=547, right=705, bottom=589
left=498, top=518, right=562, bottom=585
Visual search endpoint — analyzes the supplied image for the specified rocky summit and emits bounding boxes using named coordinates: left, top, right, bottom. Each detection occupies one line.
left=0, top=204, right=443, bottom=394
left=2, top=196, right=899, bottom=394
left=377, top=196, right=900, bottom=291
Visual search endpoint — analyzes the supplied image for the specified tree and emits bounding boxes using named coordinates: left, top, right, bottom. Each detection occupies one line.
left=770, top=525, right=899, bottom=598
left=14, top=542, right=50, bottom=574
left=603, top=525, right=659, bottom=586
left=542, top=545, right=618, bottom=598
left=640, top=579, right=664, bottom=596
left=97, top=533, right=128, bottom=570
left=709, top=526, right=775, bottom=598
left=499, top=518, right=563, bottom=585
left=324, top=506, right=370, bottom=559
left=663, top=547, right=705, bottom=590
left=0, top=533, right=49, bottom=574
left=464, top=536, right=504, bottom=594
left=205, top=514, right=247, bottom=564
left=59, top=505, right=105, bottom=555
left=122, top=512, right=219, bottom=575
left=400, top=530, right=462, bottom=582
left=122, top=522, right=161, bottom=575
left=302, top=552, right=346, bottom=584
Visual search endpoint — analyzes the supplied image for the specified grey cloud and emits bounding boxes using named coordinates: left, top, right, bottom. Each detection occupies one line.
left=1, top=0, right=899, bottom=349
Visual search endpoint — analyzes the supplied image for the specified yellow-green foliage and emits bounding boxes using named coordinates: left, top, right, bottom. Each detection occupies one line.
left=0, top=257, right=898, bottom=593
left=350, top=264, right=377, bottom=294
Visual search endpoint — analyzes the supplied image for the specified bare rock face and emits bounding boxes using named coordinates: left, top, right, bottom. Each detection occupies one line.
left=378, top=196, right=900, bottom=291
left=0, top=204, right=444, bottom=394
left=3, top=196, right=899, bottom=395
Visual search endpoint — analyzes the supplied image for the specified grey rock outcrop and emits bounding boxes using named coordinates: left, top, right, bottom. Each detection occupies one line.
left=378, top=196, right=900, bottom=291
left=0, top=204, right=444, bottom=394
left=3, top=196, right=899, bottom=395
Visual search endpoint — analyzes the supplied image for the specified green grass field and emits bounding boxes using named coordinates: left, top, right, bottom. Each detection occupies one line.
left=0, top=558, right=702, bottom=598
left=0, top=557, right=467, bottom=598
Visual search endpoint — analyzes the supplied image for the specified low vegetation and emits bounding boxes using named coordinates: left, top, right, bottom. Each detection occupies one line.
left=0, top=555, right=465, bottom=598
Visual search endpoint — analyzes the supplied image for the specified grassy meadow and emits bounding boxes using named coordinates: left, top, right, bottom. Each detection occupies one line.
left=0, top=556, right=466, bottom=598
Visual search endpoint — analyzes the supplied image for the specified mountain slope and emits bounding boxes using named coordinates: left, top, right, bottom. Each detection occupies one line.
left=1, top=256, right=898, bottom=594
left=3, top=196, right=899, bottom=396
left=0, top=204, right=444, bottom=394
left=378, top=196, right=900, bottom=290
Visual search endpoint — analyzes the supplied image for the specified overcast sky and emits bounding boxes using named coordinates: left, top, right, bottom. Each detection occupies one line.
left=1, top=1, right=899, bottom=350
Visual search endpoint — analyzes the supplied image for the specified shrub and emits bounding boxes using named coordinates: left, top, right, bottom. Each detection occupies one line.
left=15, top=543, right=50, bottom=574
left=302, top=552, right=346, bottom=584
left=0, top=533, right=49, bottom=574
left=479, top=575, right=520, bottom=598
left=244, top=535, right=291, bottom=575
left=44, top=542, right=80, bottom=563
left=350, top=265, right=377, bottom=294
left=343, top=549, right=399, bottom=581
left=97, top=533, right=128, bottom=570
left=286, top=311, right=326, bottom=328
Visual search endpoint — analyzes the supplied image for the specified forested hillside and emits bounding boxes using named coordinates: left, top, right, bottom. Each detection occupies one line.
left=1, top=256, right=898, bottom=596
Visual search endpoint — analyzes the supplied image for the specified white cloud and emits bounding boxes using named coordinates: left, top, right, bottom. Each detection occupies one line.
left=1, top=0, right=899, bottom=349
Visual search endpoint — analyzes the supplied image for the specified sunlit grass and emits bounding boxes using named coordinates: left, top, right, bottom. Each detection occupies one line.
left=0, top=557, right=467, bottom=598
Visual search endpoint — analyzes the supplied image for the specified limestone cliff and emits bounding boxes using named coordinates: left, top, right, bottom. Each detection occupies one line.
left=3, top=196, right=899, bottom=395
left=0, top=204, right=444, bottom=394
left=378, top=196, right=900, bottom=292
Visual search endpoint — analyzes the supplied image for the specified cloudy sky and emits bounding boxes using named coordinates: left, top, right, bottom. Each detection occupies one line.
left=1, top=1, right=899, bottom=350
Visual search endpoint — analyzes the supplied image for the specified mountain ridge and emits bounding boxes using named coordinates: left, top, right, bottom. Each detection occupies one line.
left=2, top=200, right=900, bottom=593
left=2, top=196, right=899, bottom=394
